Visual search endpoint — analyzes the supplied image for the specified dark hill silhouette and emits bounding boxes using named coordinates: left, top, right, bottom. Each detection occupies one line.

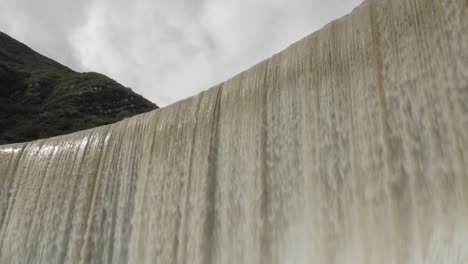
left=0, top=31, right=158, bottom=144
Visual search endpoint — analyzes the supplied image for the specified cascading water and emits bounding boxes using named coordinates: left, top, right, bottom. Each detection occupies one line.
left=0, top=0, right=467, bottom=263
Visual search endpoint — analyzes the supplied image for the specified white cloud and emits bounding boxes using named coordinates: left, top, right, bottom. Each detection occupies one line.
left=0, top=0, right=364, bottom=106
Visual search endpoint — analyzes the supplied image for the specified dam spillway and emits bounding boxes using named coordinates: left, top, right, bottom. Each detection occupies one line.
left=1, top=0, right=468, bottom=263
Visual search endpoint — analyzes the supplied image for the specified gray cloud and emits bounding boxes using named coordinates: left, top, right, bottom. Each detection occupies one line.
left=0, top=0, right=93, bottom=70
left=0, top=0, right=364, bottom=106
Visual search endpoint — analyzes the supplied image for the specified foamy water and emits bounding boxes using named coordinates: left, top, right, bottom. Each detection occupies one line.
left=0, top=0, right=467, bottom=263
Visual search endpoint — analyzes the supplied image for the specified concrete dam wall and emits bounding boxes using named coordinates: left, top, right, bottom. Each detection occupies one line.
left=0, top=0, right=467, bottom=263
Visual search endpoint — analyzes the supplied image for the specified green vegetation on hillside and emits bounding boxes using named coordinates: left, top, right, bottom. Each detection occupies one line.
left=0, top=31, right=158, bottom=144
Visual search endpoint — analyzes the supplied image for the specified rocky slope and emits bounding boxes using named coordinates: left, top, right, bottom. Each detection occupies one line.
left=0, top=31, right=158, bottom=144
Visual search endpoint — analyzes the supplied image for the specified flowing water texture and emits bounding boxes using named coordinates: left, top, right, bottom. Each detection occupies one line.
left=1, top=0, right=467, bottom=263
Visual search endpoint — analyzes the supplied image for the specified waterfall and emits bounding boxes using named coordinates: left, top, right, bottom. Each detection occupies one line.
left=1, top=0, right=467, bottom=263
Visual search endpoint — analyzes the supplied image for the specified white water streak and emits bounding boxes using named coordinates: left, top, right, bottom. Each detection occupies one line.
left=0, top=0, right=467, bottom=263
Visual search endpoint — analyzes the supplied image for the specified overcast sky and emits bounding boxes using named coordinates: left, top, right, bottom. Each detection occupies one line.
left=0, top=0, right=363, bottom=106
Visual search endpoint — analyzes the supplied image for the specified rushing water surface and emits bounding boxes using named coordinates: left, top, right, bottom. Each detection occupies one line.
left=1, top=0, right=467, bottom=263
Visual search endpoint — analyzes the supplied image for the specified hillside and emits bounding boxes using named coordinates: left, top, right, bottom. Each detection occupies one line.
left=0, top=31, right=158, bottom=144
